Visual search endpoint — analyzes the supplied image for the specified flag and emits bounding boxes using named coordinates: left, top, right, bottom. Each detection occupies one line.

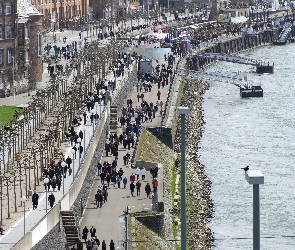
left=51, top=11, right=56, bottom=22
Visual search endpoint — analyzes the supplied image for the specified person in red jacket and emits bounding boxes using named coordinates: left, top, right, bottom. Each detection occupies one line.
left=130, top=173, right=135, bottom=183
left=157, top=90, right=161, bottom=100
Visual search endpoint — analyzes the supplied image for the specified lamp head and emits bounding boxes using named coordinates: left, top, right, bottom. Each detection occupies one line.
left=21, top=196, right=27, bottom=202
left=61, top=161, right=67, bottom=167
left=44, top=177, right=49, bottom=184
left=70, top=149, right=75, bottom=155
left=77, top=137, right=82, bottom=143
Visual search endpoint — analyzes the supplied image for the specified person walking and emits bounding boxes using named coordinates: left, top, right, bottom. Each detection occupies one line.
left=141, top=167, right=146, bottom=180
left=152, top=178, right=158, bottom=193
left=90, top=226, right=96, bottom=237
left=48, top=192, right=55, bottom=208
left=102, top=240, right=107, bottom=250
left=130, top=182, right=135, bottom=197
left=123, top=177, right=127, bottom=188
left=136, top=180, right=141, bottom=196
left=157, top=90, right=161, bottom=100
left=109, top=239, right=115, bottom=250
left=32, top=190, right=39, bottom=210
left=145, top=183, right=152, bottom=198
left=134, top=167, right=140, bottom=180
left=65, top=156, right=72, bottom=175
left=82, top=226, right=89, bottom=242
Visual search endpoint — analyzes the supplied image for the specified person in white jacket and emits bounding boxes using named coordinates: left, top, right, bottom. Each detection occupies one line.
left=141, top=167, right=146, bottom=180
left=134, top=167, right=140, bottom=180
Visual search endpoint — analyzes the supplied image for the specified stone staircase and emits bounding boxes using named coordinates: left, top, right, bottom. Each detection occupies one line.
left=60, top=210, right=81, bottom=247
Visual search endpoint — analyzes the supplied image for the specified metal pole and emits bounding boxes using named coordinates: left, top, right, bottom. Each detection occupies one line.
left=253, top=184, right=260, bottom=250
left=72, top=154, right=75, bottom=183
left=62, top=169, right=65, bottom=195
left=100, top=101, right=102, bottom=118
left=45, top=189, right=48, bottom=213
left=180, top=113, right=186, bottom=250
left=23, top=202, right=25, bottom=235
left=83, top=133, right=86, bottom=154
left=79, top=143, right=81, bottom=170
left=125, top=206, right=128, bottom=250
left=12, top=56, right=15, bottom=106
left=0, top=177, right=2, bottom=225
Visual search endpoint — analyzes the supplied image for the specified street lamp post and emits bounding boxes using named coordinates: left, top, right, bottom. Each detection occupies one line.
left=245, top=169, right=264, bottom=250
left=98, top=95, right=102, bottom=118
left=70, top=148, right=75, bottom=183
left=12, top=56, right=15, bottom=106
left=61, top=161, right=67, bottom=195
left=21, top=196, right=26, bottom=235
left=44, top=177, right=49, bottom=213
left=95, top=102, right=99, bottom=120
left=77, top=137, right=82, bottom=170
left=178, top=107, right=190, bottom=250
left=91, top=109, right=95, bottom=134
left=104, top=82, right=108, bottom=105
left=82, top=126, right=86, bottom=154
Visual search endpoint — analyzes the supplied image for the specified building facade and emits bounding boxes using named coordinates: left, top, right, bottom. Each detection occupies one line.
left=0, top=0, right=43, bottom=98
left=32, top=0, right=89, bottom=29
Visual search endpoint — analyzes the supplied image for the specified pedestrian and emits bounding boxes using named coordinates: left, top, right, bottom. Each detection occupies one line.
left=32, top=190, right=39, bottom=210
left=109, top=239, right=115, bottom=250
left=137, top=93, right=140, bottom=102
left=64, top=156, right=72, bottom=172
left=48, top=192, right=55, bottom=208
left=145, top=183, right=151, bottom=198
left=102, top=240, right=107, bottom=250
left=136, top=180, right=141, bottom=196
left=123, top=177, right=127, bottom=188
left=134, top=167, right=140, bottom=180
left=152, top=178, right=158, bottom=193
left=82, top=226, right=89, bottom=242
left=116, top=175, right=122, bottom=188
left=90, top=226, right=96, bottom=237
left=98, top=192, right=103, bottom=208
left=95, top=191, right=100, bottom=208
left=130, top=182, right=135, bottom=197
left=68, top=167, right=72, bottom=176
left=157, top=90, right=161, bottom=100
left=141, top=167, right=146, bottom=180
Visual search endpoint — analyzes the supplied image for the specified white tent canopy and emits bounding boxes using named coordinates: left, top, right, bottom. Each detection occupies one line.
left=231, top=16, right=248, bottom=23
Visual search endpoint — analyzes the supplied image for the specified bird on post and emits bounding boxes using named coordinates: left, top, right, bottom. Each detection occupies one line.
left=241, top=165, right=249, bottom=172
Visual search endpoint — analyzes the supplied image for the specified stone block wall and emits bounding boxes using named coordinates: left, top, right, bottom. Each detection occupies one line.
left=146, top=127, right=173, bottom=149
left=135, top=213, right=165, bottom=238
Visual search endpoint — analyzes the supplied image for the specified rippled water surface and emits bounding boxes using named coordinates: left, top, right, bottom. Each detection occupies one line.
left=199, top=44, right=295, bottom=249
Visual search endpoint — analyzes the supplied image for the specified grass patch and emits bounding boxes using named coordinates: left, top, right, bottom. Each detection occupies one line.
left=0, top=106, right=23, bottom=128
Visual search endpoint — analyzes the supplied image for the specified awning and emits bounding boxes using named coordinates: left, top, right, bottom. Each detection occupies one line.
left=219, top=18, right=230, bottom=23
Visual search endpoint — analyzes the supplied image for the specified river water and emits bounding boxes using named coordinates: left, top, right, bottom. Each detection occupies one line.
left=199, top=44, right=295, bottom=249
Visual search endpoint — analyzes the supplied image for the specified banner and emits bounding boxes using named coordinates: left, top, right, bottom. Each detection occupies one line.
left=51, top=11, right=56, bottom=22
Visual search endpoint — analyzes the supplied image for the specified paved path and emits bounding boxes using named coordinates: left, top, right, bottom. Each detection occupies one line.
left=0, top=61, right=132, bottom=250
left=80, top=50, right=180, bottom=249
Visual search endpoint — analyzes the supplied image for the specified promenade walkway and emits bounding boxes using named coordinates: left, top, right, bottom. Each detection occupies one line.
left=79, top=44, right=180, bottom=249
left=0, top=58, right=134, bottom=250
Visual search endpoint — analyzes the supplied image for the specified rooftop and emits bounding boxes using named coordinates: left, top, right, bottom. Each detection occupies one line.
left=17, top=0, right=42, bottom=18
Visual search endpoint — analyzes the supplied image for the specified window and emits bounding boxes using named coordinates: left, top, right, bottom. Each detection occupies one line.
left=38, top=34, right=42, bottom=56
left=6, top=2, right=12, bottom=15
left=7, top=49, right=12, bottom=64
left=0, top=50, right=3, bottom=64
left=19, top=28, right=23, bottom=39
left=26, top=50, right=29, bottom=61
left=25, top=27, right=28, bottom=38
left=19, top=51, right=23, bottom=61
left=0, top=28, right=2, bottom=39
left=0, top=3, right=2, bottom=15
left=6, top=26, right=12, bottom=39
